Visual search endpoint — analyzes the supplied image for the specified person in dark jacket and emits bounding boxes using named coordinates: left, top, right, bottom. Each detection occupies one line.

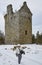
left=16, top=44, right=25, bottom=64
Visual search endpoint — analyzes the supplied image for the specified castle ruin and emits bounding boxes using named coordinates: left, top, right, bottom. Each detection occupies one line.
left=4, top=2, right=32, bottom=44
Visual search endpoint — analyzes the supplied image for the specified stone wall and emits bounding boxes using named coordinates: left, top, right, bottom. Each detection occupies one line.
left=19, top=11, right=32, bottom=44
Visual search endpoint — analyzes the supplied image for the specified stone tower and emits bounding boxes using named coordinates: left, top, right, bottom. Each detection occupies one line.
left=4, top=2, right=32, bottom=44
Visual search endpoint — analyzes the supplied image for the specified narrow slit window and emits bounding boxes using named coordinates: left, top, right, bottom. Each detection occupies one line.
left=25, top=30, right=27, bottom=35
left=11, top=17, right=12, bottom=19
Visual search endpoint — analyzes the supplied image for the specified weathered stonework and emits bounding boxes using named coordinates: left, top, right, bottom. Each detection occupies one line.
left=4, top=2, right=32, bottom=44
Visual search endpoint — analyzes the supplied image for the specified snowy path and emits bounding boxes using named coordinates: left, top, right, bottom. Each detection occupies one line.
left=23, top=55, right=42, bottom=65
left=0, top=44, right=42, bottom=65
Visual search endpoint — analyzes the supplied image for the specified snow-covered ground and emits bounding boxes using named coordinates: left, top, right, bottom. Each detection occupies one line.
left=0, top=44, right=42, bottom=65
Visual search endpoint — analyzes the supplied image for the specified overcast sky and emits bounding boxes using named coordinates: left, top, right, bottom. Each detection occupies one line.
left=0, top=0, right=42, bottom=35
